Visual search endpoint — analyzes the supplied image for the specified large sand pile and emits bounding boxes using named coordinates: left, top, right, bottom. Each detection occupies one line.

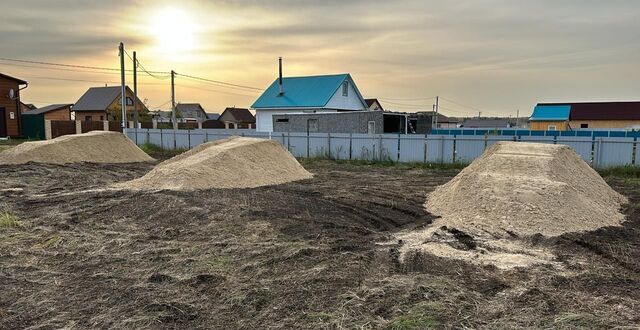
left=122, top=136, right=312, bottom=190
left=0, top=131, right=154, bottom=165
left=397, top=142, right=627, bottom=269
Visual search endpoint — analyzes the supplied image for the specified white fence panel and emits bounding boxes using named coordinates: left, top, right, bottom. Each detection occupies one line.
left=455, top=136, right=486, bottom=163
left=287, top=133, right=308, bottom=157
left=426, top=135, right=454, bottom=163
left=519, top=135, right=555, bottom=144
left=399, top=135, right=426, bottom=162
left=595, top=138, right=635, bottom=168
left=556, top=136, right=593, bottom=163
left=351, top=134, right=378, bottom=160
left=175, top=131, right=190, bottom=149
left=308, top=133, right=329, bottom=158
left=329, top=134, right=351, bottom=160
left=381, top=135, right=400, bottom=161
left=190, top=131, right=207, bottom=147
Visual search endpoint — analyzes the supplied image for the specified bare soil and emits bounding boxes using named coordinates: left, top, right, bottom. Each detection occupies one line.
left=0, top=159, right=639, bottom=329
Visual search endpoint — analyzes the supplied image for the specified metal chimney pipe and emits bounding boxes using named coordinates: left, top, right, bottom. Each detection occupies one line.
left=278, top=57, right=283, bottom=95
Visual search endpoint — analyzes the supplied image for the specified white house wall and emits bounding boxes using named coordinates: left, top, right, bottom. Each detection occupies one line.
left=325, top=80, right=367, bottom=111
left=255, top=109, right=338, bottom=132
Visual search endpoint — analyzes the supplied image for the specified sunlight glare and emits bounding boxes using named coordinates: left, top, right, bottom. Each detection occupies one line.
left=149, top=7, right=196, bottom=54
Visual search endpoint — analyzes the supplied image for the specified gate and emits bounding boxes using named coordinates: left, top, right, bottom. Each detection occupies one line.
left=51, top=120, right=76, bottom=138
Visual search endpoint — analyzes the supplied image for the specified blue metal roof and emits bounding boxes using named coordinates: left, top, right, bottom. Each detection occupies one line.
left=251, top=74, right=351, bottom=109
left=529, top=104, right=571, bottom=121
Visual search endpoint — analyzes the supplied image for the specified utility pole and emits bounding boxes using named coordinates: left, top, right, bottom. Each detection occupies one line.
left=434, top=96, right=439, bottom=128
left=171, top=70, right=177, bottom=129
left=516, top=109, right=520, bottom=128
left=133, top=51, right=138, bottom=130
left=119, top=42, right=126, bottom=129
left=478, top=111, right=482, bottom=118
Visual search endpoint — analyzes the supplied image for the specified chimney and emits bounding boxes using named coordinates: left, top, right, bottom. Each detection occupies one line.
left=278, top=57, right=283, bottom=95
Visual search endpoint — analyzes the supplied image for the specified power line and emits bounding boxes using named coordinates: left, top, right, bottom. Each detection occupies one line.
left=0, top=61, right=122, bottom=75
left=175, top=72, right=264, bottom=91
left=379, top=96, right=436, bottom=101
left=0, top=57, right=168, bottom=74
left=379, top=99, right=434, bottom=107
left=177, top=83, right=260, bottom=97
left=123, top=49, right=170, bottom=80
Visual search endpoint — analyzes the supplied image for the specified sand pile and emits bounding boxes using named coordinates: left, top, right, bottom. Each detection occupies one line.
left=122, top=136, right=312, bottom=190
left=397, top=142, right=627, bottom=269
left=0, top=131, right=154, bottom=165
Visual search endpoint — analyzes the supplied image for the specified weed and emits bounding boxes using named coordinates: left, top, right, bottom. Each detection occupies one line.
left=386, top=314, right=440, bottom=330
left=33, top=234, right=63, bottom=249
left=599, top=165, right=640, bottom=179
left=139, top=143, right=188, bottom=159
left=300, top=158, right=467, bottom=171
left=0, top=212, right=21, bottom=228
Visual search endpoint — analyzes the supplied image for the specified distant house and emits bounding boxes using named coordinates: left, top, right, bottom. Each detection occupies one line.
left=218, top=107, right=256, bottom=129
left=20, top=102, right=37, bottom=113
left=251, top=74, right=368, bottom=132
left=460, top=118, right=511, bottom=129
left=72, top=86, right=148, bottom=122
left=365, top=98, right=384, bottom=111
left=175, top=103, right=208, bottom=123
left=529, top=104, right=571, bottom=131
left=0, top=72, right=28, bottom=137
left=22, top=104, right=73, bottom=121
left=206, top=112, right=220, bottom=120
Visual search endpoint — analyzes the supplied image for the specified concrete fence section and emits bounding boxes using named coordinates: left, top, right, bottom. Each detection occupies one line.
left=124, top=128, right=639, bottom=168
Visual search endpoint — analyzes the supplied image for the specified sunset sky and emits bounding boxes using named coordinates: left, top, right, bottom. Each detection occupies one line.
left=1, top=0, right=639, bottom=117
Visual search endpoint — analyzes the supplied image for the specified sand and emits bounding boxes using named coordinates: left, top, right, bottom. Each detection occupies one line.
left=397, top=142, right=627, bottom=269
left=0, top=131, right=154, bottom=165
left=122, top=136, right=312, bottom=190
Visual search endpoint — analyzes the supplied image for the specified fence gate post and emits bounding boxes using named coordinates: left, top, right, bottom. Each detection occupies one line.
left=327, top=133, right=331, bottom=159
left=349, top=133, right=353, bottom=160
left=396, top=133, right=401, bottom=162
left=423, top=134, right=428, bottom=163
left=378, top=134, right=383, bottom=161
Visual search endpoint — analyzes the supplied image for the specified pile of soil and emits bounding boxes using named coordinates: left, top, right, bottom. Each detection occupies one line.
left=398, top=142, right=628, bottom=268
left=122, top=136, right=312, bottom=190
left=0, top=131, right=154, bottom=165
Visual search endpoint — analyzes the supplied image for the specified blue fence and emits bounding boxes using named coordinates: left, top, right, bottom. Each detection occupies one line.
left=432, top=128, right=640, bottom=138
left=124, top=128, right=639, bottom=168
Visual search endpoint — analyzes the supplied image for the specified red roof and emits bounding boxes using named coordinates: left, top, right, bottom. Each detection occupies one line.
left=567, top=102, right=640, bottom=120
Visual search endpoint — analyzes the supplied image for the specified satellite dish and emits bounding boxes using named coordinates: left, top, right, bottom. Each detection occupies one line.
left=8, top=89, right=16, bottom=100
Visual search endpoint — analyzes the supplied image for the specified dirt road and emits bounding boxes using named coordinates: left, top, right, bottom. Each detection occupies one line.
left=0, top=160, right=638, bottom=329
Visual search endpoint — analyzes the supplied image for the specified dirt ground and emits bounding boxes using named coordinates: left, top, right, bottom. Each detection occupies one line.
left=0, top=158, right=639, bottom=329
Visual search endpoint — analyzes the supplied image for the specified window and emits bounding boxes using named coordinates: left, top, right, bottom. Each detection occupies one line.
left=342, top=81, right=348, bottom=96
left=580, top=123, right=589, bottom=128
left=307, top=119, right=319, bottom=132
left=367, top=121, right=376, bottom=134
left=276, top=118, right=289, bottom=123
left=126, top=97, right=134, bottom=106
left=547, top=125, right=556, bottom=131
left=100, top=116, right=104, bottom=121
left=85, top=116, right=92, bottom=122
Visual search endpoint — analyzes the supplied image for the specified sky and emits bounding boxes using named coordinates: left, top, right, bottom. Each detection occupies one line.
left=1, top=0, right=639, bottom=117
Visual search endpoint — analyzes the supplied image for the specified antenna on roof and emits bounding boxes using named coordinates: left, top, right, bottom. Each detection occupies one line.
left=278, top=57, right=284, bottom=96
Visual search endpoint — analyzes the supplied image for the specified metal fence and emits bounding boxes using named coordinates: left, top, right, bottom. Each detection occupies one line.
left=124, top=128, right=639, bottom=168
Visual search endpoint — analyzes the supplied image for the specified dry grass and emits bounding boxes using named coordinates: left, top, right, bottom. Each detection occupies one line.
left=0, top=211, right=21, bottom=228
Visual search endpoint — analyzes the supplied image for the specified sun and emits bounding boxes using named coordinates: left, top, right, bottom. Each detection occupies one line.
left=148, top=7, right=196, bottom=53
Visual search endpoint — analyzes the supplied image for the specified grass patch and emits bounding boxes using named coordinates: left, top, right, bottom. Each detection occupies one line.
left=139, top=142, right=187, bottom=159
left=300, top=158, right=467, bottom=171
left=386, top=314, right=440, bottom=330
left=33, top=234, right=63, bottom=249
left=0, top=212, right=21, bottom=228
left=598, top=165, right=640, bottom=179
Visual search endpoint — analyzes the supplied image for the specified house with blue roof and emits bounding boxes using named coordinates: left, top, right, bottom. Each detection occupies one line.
left=529, top=104, right=571, bottom=131
left=251, top=73, right=368, bottom=132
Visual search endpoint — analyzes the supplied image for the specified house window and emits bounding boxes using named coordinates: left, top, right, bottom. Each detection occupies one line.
left=85, top=116, right=92, bottom=122
left=276, top=118, right=289, bottom=123
left=342, top=81, right=348, bottom=96
left=100, top=116, right=104, bottom=121
left=126, top=97, right=134, bottom=106
left=547, top=125, right=556, bottom=131
left=580, top=123, right=588, bottom=128
left=367, top=121, right=376, bottom=134
left=307, top=119, right=319, bottom=132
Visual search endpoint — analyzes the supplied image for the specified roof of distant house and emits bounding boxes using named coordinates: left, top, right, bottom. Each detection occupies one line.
left=22, top=104, right=73, bottom=115
left=21, top=102, right=37, bottom=111
left=176, top=103, right=207, bottom=119
left=530, top=104, right=571, bottom=121
left=461, top=118, right=510, bottom=128
left=206, top=113, right=220, bottom=120
left=365, top=98, right=384, bottom=110
left=73, top=86, right=145, bottom=112
left=219, top=107, right=255, bottom=123
left=251, top=74, right=365, bottom=109
left=0, top=72, right=27, bottom=84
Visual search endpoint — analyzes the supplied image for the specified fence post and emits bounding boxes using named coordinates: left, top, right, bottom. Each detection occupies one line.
left=327, top=133, right=331, bottom=159
left=440, top=135, right=444, bottom=163
left=75, top=120, right=82, bottom=134
left=160, top=128, right=163, bottom=148
left=349, top=133, right=353, bottom=160
left=396, top=133, right=401, bottom=162
left=188, top=129, right=191, bottom=149
left=378, top=134, right=383, bottom=161
left=103, top=120, right=109, bottom=132
left=306, top=132, right=310, bottom=158
left=423, top=134, right=428, bottom=163
left=45, top=120, right=52, bottom=140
